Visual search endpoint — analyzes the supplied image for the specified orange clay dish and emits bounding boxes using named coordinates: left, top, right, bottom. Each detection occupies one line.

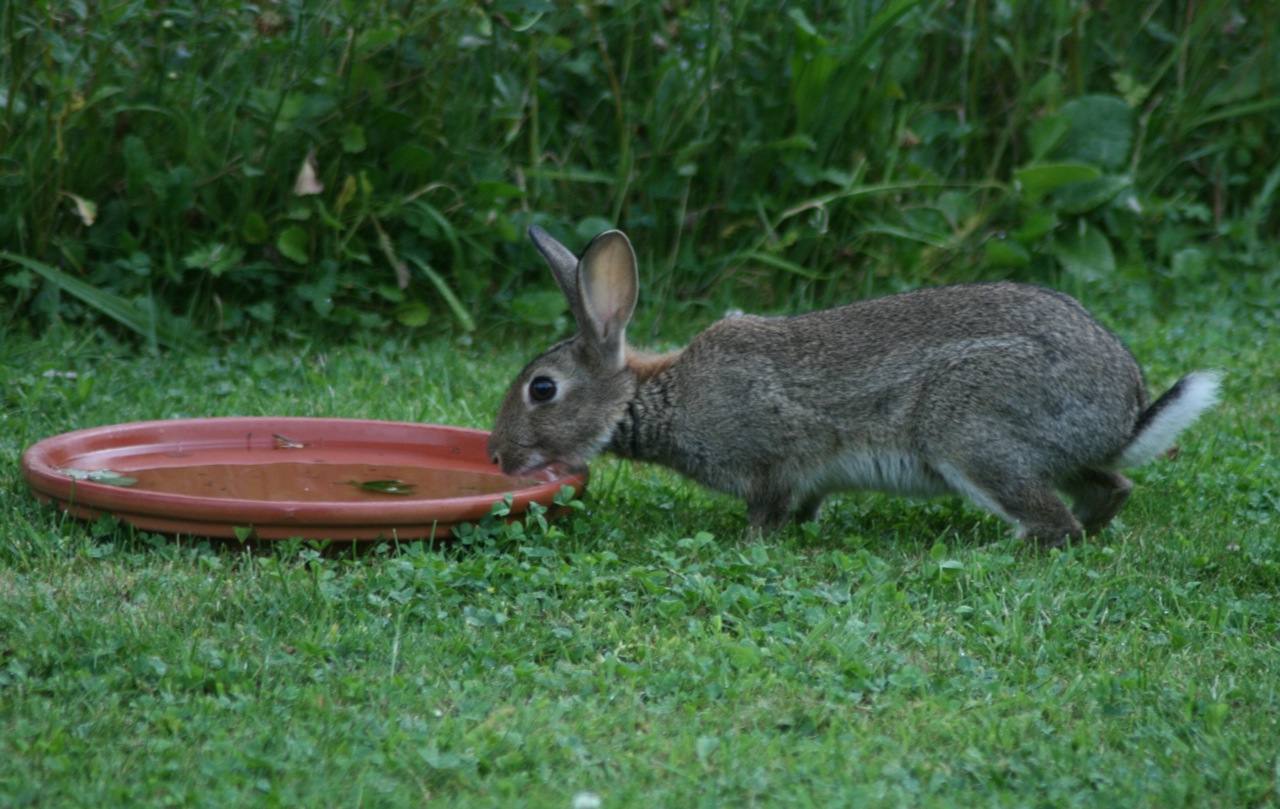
left=21, top=417, right=586, bottom=541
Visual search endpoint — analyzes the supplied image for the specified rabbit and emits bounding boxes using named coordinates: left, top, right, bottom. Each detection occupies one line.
left=488, top=225, right=1222, bottom=548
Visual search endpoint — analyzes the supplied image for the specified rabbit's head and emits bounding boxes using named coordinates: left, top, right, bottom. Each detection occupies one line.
left=488, top=227, right=638, bottom=477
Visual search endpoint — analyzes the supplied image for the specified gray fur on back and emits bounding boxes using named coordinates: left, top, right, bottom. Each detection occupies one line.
left=611, top=283, right=1143, bottom=510
left=490, top=227, right=1220, bottom=547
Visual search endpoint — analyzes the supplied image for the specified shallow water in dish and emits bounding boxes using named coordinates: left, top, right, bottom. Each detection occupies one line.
left=126, top=461, right=524, bottom=502
left=22, top=418, right=585, bottom=541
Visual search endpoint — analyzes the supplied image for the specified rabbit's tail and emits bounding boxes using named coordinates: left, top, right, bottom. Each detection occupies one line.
left=1116, top=371, right=1223, bottom=468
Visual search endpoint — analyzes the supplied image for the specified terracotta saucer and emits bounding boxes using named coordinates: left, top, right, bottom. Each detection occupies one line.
left=20, top=417, right=586, bottom=541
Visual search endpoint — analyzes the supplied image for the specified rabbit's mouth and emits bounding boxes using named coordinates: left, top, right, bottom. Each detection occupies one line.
left=491, top=448, right=580, bottom=479
left=510, top=458, right=583, bottom=479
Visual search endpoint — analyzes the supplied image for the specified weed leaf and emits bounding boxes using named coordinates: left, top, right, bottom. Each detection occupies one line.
left=58, top=468, right=138, bottom=486
left=348, top=479, right=418, bottom=495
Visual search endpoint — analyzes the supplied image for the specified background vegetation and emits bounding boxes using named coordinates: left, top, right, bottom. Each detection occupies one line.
left=2, top=0, right=1277, bottom=346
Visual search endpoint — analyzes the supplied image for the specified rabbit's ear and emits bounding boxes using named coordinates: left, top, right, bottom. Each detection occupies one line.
left=528, top=226, right=581, bottom=305
left=577, top=230, right=637, bottom=361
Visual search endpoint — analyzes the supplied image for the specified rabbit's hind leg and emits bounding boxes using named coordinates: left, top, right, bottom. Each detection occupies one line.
left=1061, top=468, right=1132, bottom=534
left=745, top=482, right=802, bottom=537
left=934, top=460, right=1084, bottom=549
left=793, top=493, right=826, bottom=526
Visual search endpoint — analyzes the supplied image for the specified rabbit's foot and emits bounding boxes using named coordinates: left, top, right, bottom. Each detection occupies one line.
left=939, top=463, right=1084, bottom=551
left=1063, top=469, right=1133, bottom=534
left=1011, top=499, right=1086, bottom=551
left=793, top=494, right=826, bottom=526
left=745, top=490, right=796, bottom=537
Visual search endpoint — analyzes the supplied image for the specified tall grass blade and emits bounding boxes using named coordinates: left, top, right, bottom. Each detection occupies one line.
left=1, top=251, right=189, bottom=349
left=406, top=254, right=476, bottom=332
left=727, top=250, right=833, bottom=281
left=1189, top=97, right=1280, bottom=130
left=854, top=0, right=932, bottom=54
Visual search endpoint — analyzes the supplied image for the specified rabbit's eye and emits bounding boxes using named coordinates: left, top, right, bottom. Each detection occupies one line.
left=528, top=376, right=557, bottom=403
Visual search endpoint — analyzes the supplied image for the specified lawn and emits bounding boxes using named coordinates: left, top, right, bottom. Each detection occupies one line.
left=1, top=274, right=1277, bottom=808
left=3, top=1, right=1279, bottom=804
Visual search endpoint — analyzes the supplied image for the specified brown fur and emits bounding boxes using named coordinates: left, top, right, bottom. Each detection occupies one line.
left=627, top=348, right=683, bottom=384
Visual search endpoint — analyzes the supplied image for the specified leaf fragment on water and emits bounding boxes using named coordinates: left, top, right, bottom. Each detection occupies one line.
left=347, top=479, right=417, bottom=495
left=58, top=468, right=138, bottom=486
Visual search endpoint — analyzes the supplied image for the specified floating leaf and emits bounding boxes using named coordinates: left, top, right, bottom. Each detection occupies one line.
left=58, top=468, right=137, bottom=486
left=348, top=479, right=417, bottom=495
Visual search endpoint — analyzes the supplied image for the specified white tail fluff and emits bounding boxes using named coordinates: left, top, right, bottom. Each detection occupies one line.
left=1117, top=371, right=1222, bottom=468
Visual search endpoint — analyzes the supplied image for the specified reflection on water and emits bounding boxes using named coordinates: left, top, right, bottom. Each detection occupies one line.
left=129, top=461, right=523, bottom=502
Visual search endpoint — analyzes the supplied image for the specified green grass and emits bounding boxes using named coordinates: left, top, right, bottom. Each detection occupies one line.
left=1, top=275, right=1277, bottom=807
